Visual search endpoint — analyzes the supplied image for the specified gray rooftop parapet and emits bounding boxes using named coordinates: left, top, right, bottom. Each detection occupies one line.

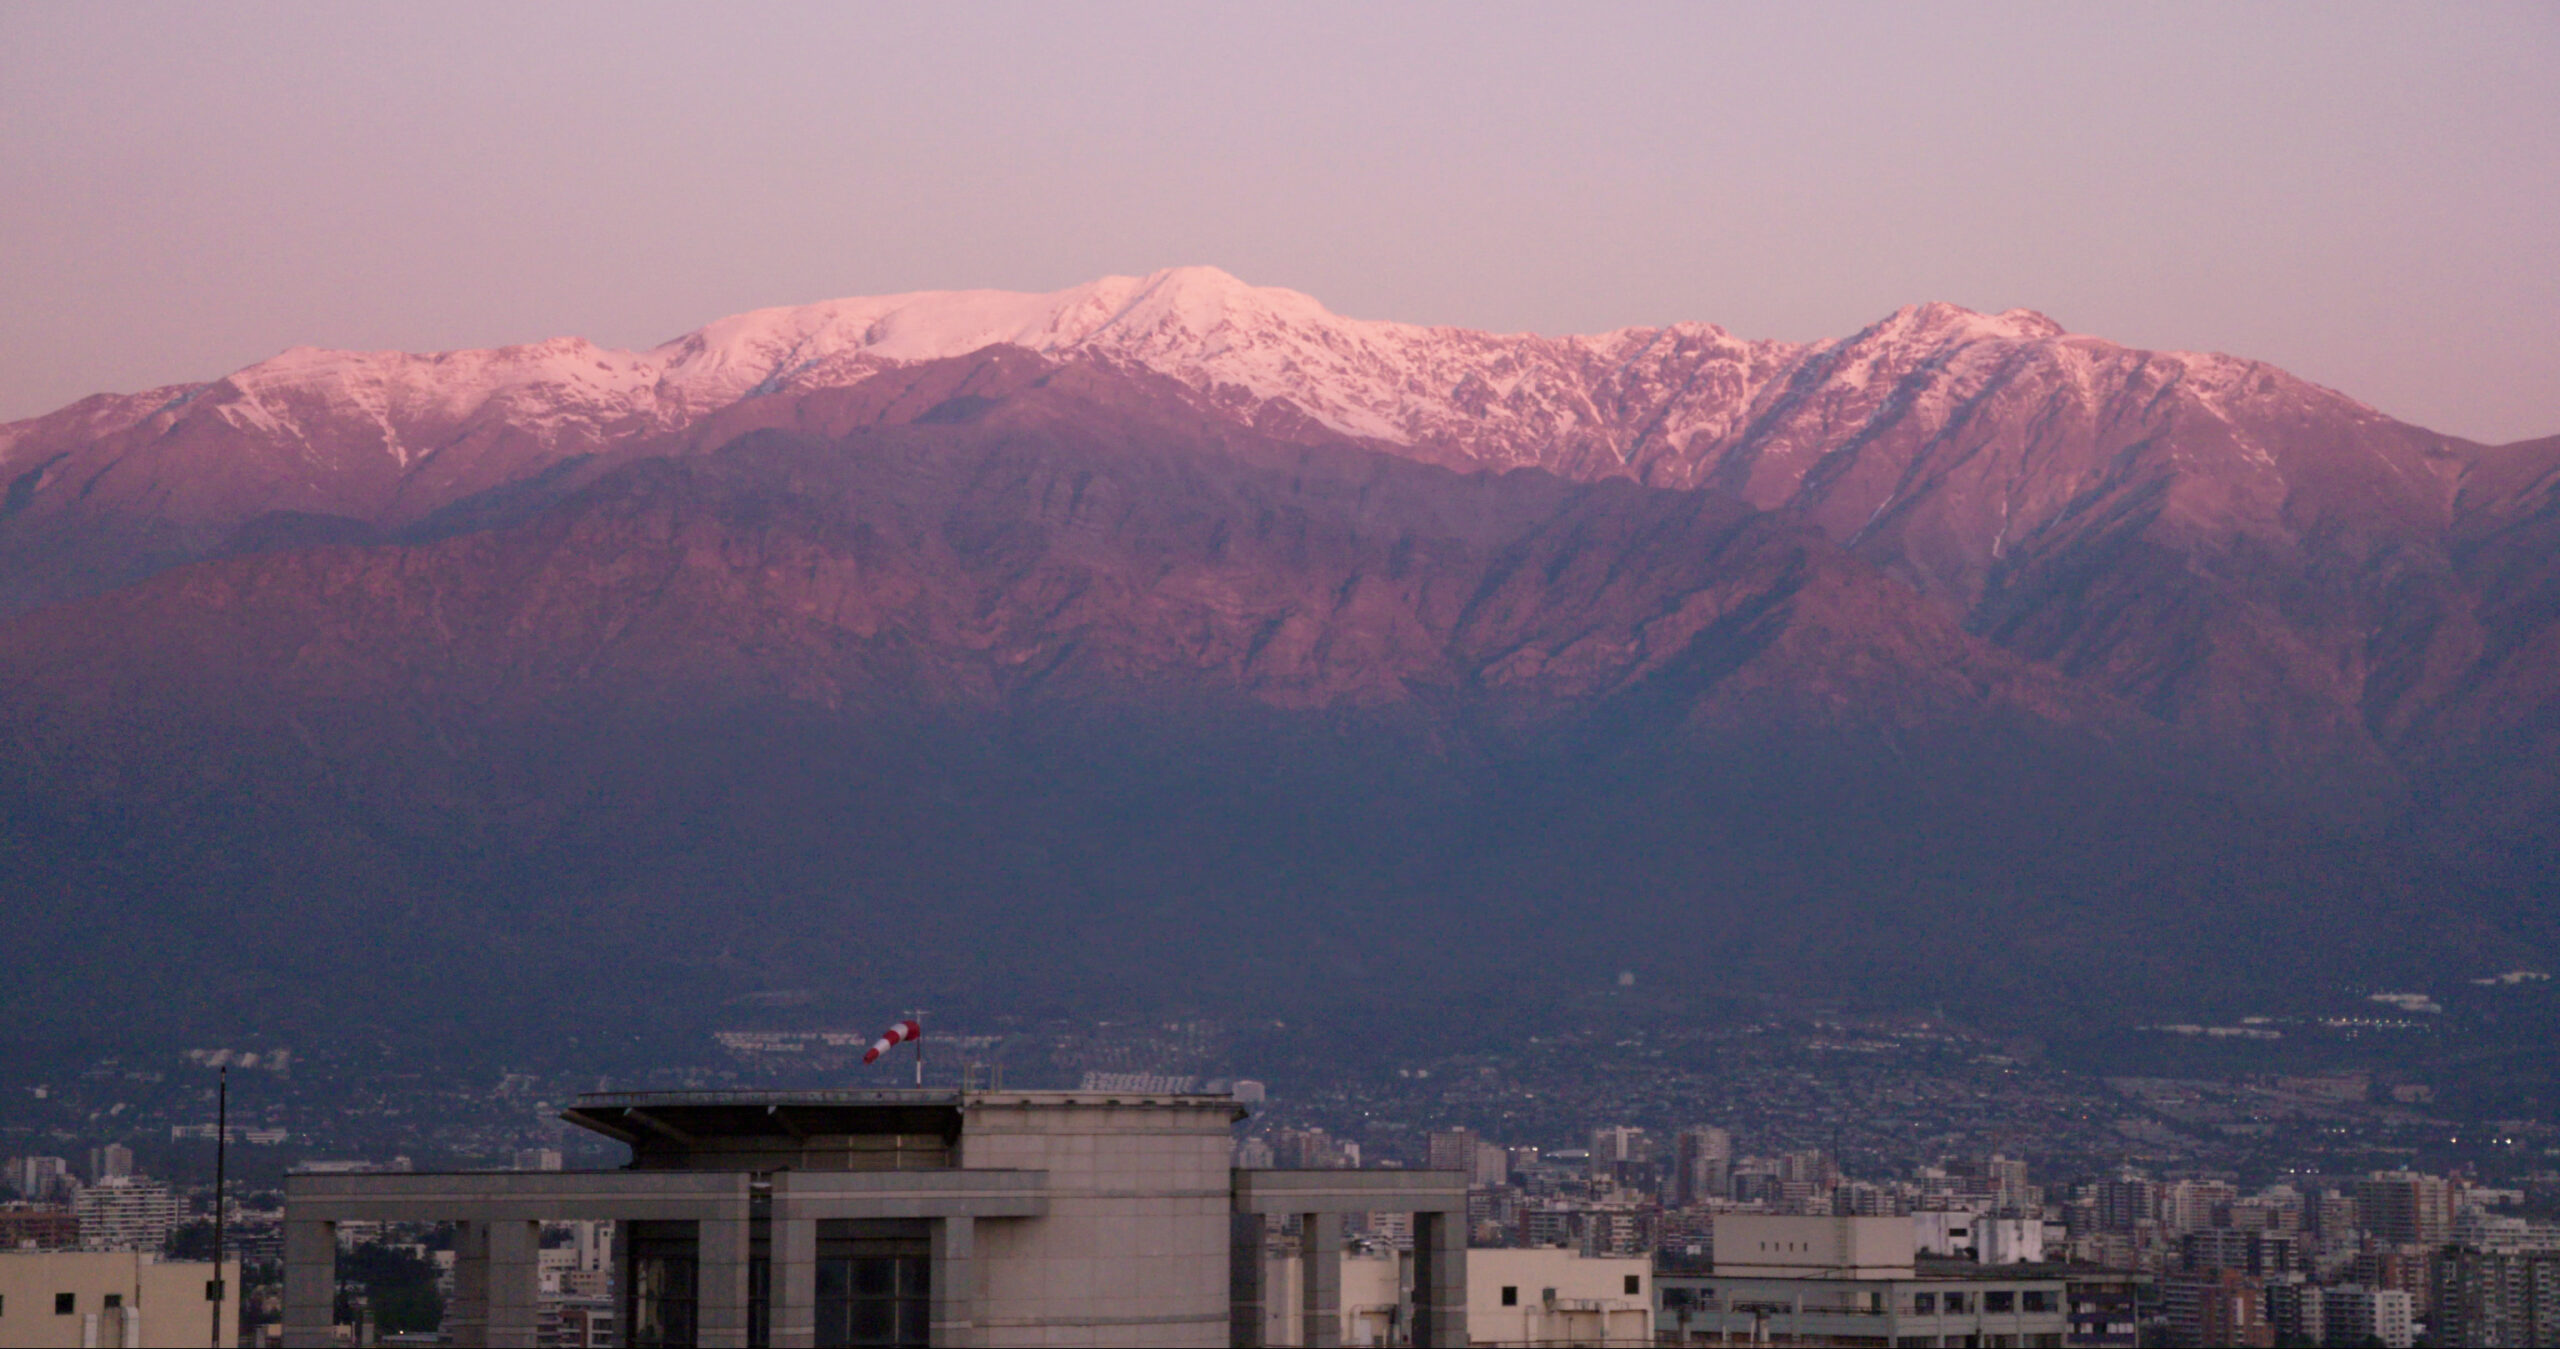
left=284, top=1168, right=750, bottom=1222
left=1230, top=1166, right=1468, bottom=1215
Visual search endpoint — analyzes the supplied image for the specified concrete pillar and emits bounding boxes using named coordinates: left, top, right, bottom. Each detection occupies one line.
left=1229, top=1212, right=1267, bottom=1348
left=1298, top=1214, right=1340, bottom=1349
left=450, top=1220, right=491, bottom=1347
left=768, top=1206, right=818, bottom=1349
left=281, top=1219, right=336, bottom=1349
left=486, top=1219, right=542, bottom=1348
left=699, top=1210, right=755, bottom=1349
left=931, top=1213, right=976, bottom=1348
left=614, top=1224, right=637, bottom=1347
left=1410, top=1211, right=1468, bottom=1349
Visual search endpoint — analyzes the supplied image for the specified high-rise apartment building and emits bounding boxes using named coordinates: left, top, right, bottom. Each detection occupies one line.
left=2095, top=1175, right=2156, bottom=1233
left=2158, top=1180, right=2237, bottom=1234
left=6, top=1156, right=76, bottom=1204
left=1587, top=1126, right=1652, bottom=1188
left=2435, top=1247, right=2560, bottom=1348
left=1425, top=1130, right=1478, bottom=1175
left=2354, top=1171, right=2453, bottom=1247
left=2180, top=1228, right=2299, bottom=1278
left=1670, top=1128, right=1730, bottom=1208
left=2264, top=1279, right=2324, bottom=1347
left=2321, top=1284, right=2415, bottom=1349
left=1422, top=1130, right=1508, bottom=1189
left=2161, top=1268, right=2272, bottom=1348
left=71, top=1176, right=186, bottom=1252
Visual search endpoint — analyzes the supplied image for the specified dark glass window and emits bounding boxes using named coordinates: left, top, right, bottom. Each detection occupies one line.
left=56, top=1292, right=75, bottom=1315
left=816, top=1220, right=930, bottom=1349
left=625, top=1220, right=699, bottom=1349
left=2023, top=1289, right=2057, bottom=1313
left=1624, top=1274, right=1641, bottom=1295
left=1912, top=1292, right=1937, bottom=1314
left=1987, top=1290, right=2016, bottom=1313
left=1501, top=1285, right=1519, bottom=1307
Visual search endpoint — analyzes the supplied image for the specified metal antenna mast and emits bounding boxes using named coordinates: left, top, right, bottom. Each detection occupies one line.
left=209, top=1064, right=228, bottom=1348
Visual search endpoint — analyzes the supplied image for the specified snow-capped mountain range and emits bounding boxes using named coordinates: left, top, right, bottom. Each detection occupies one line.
left=3, top=266, right=2553, bottom=795
left=2, top=265, right=2480, bottom=610
left=4, top=264, right=2412, bottom=484
left=5, top=268, right=2558, bottom=1049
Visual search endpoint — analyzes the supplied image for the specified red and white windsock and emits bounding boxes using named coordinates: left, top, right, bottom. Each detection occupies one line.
left=862, top=1020, right=922, bottom=1065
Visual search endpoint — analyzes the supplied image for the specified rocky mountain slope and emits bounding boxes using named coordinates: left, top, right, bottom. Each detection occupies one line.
left=1, top=274, right=2552, bottom=1052
left=7, top=269, right=2548, bottom=802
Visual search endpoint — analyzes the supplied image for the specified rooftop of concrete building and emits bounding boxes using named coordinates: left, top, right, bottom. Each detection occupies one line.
left=560, top=1087, right=1248, bottom=1168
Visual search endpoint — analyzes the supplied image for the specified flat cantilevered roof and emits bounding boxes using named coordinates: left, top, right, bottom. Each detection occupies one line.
left=562, top=1088, right=967, bottom=1146
left=560, top=1087, right=1248, bottom=1147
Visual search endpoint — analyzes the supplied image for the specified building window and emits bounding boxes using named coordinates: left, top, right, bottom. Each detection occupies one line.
left=1987, top=1290, right=2015, bottom=1313
left=56, top=1292, right=75, bottom=1315
left=1624, top=1274, right=1641, bottom=1296
left=103, top=1294, right=122, bottom=1309
left=1501, top=1286, right=1519, bottom=1307
left=1944, top=1291, right=1970, bottom=1314
left=816, top=1219, right=930, bottom=1349
left=624, top=1220, right=699, bottom=1349
left=1913, top=1292, right=1937, bottom=1314
left=2023, top=1290, right=2056, bottom=1313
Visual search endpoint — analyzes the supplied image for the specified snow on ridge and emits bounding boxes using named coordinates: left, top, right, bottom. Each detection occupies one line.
left=30, top=272, right=2360, bottom=464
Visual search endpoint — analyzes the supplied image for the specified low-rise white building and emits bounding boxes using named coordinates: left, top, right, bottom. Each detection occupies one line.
left=1260, top=1245, right=1649, bottom=1347
left=1659, top=1213, right=2070, bottom=1347
left=0, top=1249, right=240, bottom=1348
left=1912, top=1211, right=2047, bottom=1264
left=1468, top=1248, right=1650, bottom=1346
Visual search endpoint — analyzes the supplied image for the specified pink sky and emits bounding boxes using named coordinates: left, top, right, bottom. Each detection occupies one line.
left=3, top=3, right=2554, bottom=442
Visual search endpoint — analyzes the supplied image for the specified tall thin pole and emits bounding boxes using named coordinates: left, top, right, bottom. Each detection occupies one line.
left=210, top=1065, right=227, bottom=1348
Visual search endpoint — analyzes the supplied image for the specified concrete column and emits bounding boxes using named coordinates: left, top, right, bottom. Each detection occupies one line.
left=768, top=1206, right=818, bottom=1349
left=450, top=1220, right=491, bottom=1347
left=1298, top=1214, right=1340, bottom=1349
left=281, top=1219, right=336, bottom=1349
left=699, top=1210, right=755, bottom=1349
left=1410, top=1211, right=1468, bottom=1349
left=615, top=1225, right=637, bottom=1348
left=1229, top=1212, right=1267, bottom=1348
left=931, top=1213, right=976, bottom=1348
left=486, top=1219, right=542, bottom=1348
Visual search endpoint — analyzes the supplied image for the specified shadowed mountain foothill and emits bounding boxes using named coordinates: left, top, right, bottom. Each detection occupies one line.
left=1, top=277, right=2554, bottom=1060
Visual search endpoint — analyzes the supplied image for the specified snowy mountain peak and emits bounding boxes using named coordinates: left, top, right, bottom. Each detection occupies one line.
left=1861, top=301, right=2069, bottom=346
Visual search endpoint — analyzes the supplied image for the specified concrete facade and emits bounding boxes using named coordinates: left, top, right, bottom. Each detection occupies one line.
left=0, top=1249, right=240, bottom=1348
left=280, top=1088, right=1464, bottom=1349
left=1254, top=1237, right=1546, bottom=1346
left=1464, top=1248, right=1650, bottom=1347
left=1658, top=1214, right=2069, bottom=1346
left=1226, top=1170, right=1467, bottom=1349
left=1710, top=1213, right=1916, bottom=1279
left=1657, top=1270, right=2071, bottom=1346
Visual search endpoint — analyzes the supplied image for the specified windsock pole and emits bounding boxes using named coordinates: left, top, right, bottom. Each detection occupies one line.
left=863, top=1017, right=925, bottom=1083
